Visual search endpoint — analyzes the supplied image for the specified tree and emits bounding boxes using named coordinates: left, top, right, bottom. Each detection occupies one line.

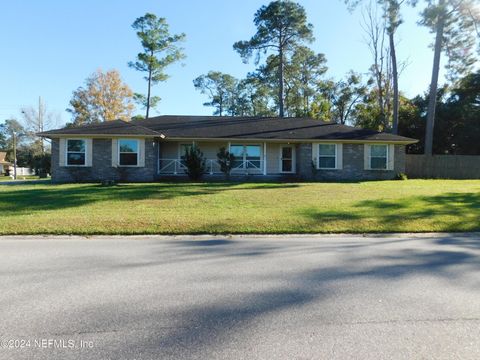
left=233, top=0, right=314, bottom=117
left=361, top=3, right=393, bottom=130
left=67, top=69, right=135, bottom=126
left=217, top=147, right=236, bottom=179
left=1, top=119, right=24, bottom=157
left=0, top=124, right=7, bottom=150
left=21, top=97, right=59, bottom=154
left=1, top=119, right=26, bottom=173
left=284, top=46, right=328, bottom=117
left=398, top=71, right=480, bottom=155
left=346, top=0, right=415, bottom=134
left=183, top=146, right=206, bottom=180
left=320, top=72, right=369, bottom=125
left=421, top=0, right=480, bottom=155
left=236, top=75, right=277, bottom=116
left=129, top=13, right=186, bottom=118
left=193, top=72, right=239, bottom=116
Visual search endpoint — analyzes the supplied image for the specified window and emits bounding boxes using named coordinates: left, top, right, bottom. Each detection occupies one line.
left=318, top=144, right=336, bottom=169
left=230, top=144, right=262, bottom=170
left=230, top=145, right=244, bottom=169
left=179, top=144, right=193, bottom=166
left=245, top=145, right=261, bottom=169
left=119, top=139, right=139, bottom=166
left=369, top=144, right=388, bottom=170
left=66, top=139, right=86, bottom=166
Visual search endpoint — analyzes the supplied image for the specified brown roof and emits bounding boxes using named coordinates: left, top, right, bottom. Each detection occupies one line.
left=0, top=152, right=11, bottom=165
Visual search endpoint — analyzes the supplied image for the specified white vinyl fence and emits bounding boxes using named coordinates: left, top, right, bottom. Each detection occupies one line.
left=14, top=167, right=35, bottom=176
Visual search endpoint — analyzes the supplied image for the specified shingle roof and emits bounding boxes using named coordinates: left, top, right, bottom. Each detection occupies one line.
left=39, top=116, right=417, bottom=143
left=134, top=116, right=416, bottom=143
left=0, top=152, right=11, bottom=165
left=38, top=120, right=161, bottom=137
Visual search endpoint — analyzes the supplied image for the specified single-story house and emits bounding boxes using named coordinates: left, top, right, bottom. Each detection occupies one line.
left=0, top=152, right=12, bottom=175
left=38, top=116, right=417, bottom=182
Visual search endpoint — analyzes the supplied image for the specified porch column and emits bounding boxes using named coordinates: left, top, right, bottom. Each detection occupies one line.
left=263, top=142, right=267, bottom=175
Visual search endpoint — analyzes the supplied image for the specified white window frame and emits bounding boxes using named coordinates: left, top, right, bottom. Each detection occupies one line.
left=317, top=143, right=338, bottom=170
left=118, top=139, right=140, bottom=167
left=369, top=144, right=389, bottom=171
left=279, top=145, right=295, bottom=173
left=65, top=138, right=86, bottom=167
left=229, top=143, right=262, bottom=170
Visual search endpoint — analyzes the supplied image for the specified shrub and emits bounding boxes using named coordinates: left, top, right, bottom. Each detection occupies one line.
left=101, top=179, right=117, bottom=186
left=217, top=147, right=235, bottom=179
left=32, top=153, right=51, bottom=178
left=183, top=146, right=206, bottom=180
left=395, top=172, right=408, bottom=180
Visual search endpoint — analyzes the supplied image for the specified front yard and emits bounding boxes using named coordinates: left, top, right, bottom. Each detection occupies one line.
left=0, top=180, right=479, bottom=234
left=0, top=175, right=44, bottom=181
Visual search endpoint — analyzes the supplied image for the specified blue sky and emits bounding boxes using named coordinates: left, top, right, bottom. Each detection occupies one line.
left=0, top=0, right=441, bottom=126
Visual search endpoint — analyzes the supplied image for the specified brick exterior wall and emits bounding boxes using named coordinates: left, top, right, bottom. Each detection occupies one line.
left=51, top=138, right=157, bottom=183
left=51, top=138, right=406, bottom=182
left=296, top=143, right=406, bottom=181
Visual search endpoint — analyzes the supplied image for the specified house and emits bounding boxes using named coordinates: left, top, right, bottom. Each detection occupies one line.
left=38, top=116, right=417, bottom=183
left=0, top=152, right=12, bottom=175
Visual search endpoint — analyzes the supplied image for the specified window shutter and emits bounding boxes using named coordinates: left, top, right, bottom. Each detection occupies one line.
left=364, top=144, right=371, bottom=170
left=388, top=144, right=395, bottom=170
left=85, top=139, right=93, bottom=167
left=336, top=144, right=343, bottom=169
left=138, top=139, right=146, bottom=167
left=59, top=138, right=66, bottom=167
left=111, top=139, right=118, bottom=167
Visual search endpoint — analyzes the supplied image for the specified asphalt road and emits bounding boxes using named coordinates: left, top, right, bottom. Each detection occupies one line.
left=0, top=234, right=479, bottom=360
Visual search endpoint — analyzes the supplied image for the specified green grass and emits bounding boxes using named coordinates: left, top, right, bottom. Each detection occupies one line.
left=0, top=180, right=479, bottom=234
left=0, top=175, right=45, bottom=181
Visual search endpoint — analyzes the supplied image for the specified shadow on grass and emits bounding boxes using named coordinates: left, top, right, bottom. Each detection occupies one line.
left=300, top=192, right=480, bottom=231
left=0, top=182, right=300, bottom=216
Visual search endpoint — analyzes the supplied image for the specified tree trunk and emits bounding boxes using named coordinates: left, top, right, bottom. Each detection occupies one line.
left=278, top=35, right=285, bottom=117
left=146, top=51, right=153, bottom=119
left=389, top=31, right=399, bottom=134
left=146, top=69, right=152, bottom=118
left=425, top=0, right=446, bottom=156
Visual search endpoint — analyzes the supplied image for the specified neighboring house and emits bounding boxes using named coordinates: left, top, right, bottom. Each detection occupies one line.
left=38, top=116, right=417, bottom=183
left=0, top=152, right=12, bottom=175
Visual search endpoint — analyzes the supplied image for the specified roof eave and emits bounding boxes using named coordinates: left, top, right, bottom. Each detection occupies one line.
left=36, top=133, right=164, bottom=138
left=160, top=136, right=418, bottom=144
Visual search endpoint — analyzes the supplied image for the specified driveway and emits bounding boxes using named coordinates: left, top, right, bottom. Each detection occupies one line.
left=0, top=234, right=479, bottom=359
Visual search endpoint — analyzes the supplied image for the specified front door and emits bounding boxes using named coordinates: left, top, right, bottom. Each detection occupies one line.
left=280, top=146, right=295, bottom=173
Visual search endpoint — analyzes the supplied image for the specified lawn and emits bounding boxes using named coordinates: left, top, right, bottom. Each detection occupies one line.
left=0, top=175, right=45, bottom=181
left=0, top=180, right=479, bottom=234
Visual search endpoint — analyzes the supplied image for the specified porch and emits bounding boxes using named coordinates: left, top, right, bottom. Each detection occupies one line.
left=157, top=140, right=297, bottom=176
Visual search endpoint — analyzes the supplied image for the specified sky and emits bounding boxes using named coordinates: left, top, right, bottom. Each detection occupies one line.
left=0, top=0, right=442, bottom=127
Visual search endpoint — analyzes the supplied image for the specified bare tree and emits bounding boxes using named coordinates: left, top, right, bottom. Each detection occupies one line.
left=21, top=97, right=60, bottom=154
left=362, top=2, right=393, bottom=130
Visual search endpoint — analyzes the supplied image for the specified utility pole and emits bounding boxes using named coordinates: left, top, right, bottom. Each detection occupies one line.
left=13, top=131, right=17, bottom=180
left=38, top=96, right=45, bottom=154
